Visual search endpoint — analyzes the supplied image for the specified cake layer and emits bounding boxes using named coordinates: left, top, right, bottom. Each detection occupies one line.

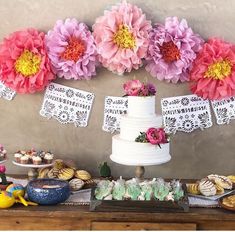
left=110, top=135, right=171, bottom=166
left=120, top=114, right=163, bottom=141
left=128, top=96, right=155, bottom=117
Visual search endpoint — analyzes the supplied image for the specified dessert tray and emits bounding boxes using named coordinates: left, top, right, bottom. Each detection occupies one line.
left=90, top=178, right=189, bottom=212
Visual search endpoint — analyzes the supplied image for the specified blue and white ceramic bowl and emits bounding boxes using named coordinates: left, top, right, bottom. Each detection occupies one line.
left=26, top=178, right=70, bottom=205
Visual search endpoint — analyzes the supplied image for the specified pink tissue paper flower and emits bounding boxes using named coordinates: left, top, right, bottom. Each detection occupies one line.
left=46, top=18, right=99, bottom=80
left=0, top=28, right=55, bottom=93
left=93, top=0, right=152, bottom=75
left=190, top=38, right=235, bottom=100
left=146, top=128, right=168, bottom=145
left=145, top=17, right=204, bottom=83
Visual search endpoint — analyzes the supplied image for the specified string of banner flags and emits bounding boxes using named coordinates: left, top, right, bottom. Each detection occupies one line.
left=0, top=81, right=234, bottom=134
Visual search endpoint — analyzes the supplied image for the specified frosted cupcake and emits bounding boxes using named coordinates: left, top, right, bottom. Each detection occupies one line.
left=20, top=156, right=29, bottom=164
left=32, top=156, right=42, bottom=165
left=44, top=153, right=54, bottom=164
left=14, top=153, right=23, bottom=163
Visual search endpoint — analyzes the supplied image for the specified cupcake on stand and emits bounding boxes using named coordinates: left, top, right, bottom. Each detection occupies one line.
left=0, top=145, right=7, bottom=164
left=13, top=149, right=55, bottom=179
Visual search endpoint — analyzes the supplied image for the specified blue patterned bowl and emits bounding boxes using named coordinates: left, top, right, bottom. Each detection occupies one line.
left=26, top=178, right=70, bottom=205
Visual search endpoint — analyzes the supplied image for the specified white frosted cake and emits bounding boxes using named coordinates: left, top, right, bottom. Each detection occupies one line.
left=110, top=96, right=171, bottom=166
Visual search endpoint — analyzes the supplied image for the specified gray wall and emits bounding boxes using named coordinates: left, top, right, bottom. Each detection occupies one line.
left=0, top=0, right=234, bottom=178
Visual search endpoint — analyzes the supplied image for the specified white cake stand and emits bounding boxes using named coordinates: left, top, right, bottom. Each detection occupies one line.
left=13, top=161, right=53, bottom=179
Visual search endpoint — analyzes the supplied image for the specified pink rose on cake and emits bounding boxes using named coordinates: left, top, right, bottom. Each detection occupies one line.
left=146, top=128, right=168, bottom=145
left=123, top=80, right=156, bottom=96
left=135, top=127, right=169, bottom=148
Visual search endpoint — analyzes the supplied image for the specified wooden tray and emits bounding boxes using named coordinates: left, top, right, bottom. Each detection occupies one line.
left=90, top=184, right=189, bottom=212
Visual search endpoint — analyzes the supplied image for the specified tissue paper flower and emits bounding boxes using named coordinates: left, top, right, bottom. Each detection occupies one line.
left=145, top=17, right=204, bottom=83
left=190, top=38, right=235, bottom=100
left=0, top=28, right=54, bottom=94
left=93, top=0, right=152, bottom=75
left=46, top=18, right=98, bottom=80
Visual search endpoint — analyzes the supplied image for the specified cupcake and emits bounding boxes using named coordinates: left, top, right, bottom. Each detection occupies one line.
left=0, top=153, right=4, bottom=161
left=14, top=153, right=23, bottom=163
left=32, top=156, right=42, bottom=165
left=20, top=156, right=29, bottom=164
left=44, top=153, right=54, bottom=164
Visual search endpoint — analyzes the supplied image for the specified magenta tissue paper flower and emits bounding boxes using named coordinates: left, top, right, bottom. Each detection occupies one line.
left=46, top=18, right=99, bottom=80
left=145, top=17, right=204, bottom=83
left=93, top=0, right=152, bottom=75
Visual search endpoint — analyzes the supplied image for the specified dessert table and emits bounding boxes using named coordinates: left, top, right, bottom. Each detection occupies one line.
left=1, top=176, right=235, bottom=230
left=1, top=204, right=235, bottom=230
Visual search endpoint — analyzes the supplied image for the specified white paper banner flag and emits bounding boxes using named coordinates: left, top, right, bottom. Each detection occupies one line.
left=0, top=81, right=16, bottom=100
left=211, top=96, right=235, bottom=125
left=102, top=96, right=128, bottom=133
left=40, top=82, right=94, bottom=127
left=161, top=94, right=212, bottom=134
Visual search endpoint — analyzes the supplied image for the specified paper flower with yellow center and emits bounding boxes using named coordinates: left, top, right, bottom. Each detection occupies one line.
left=46, top=18, right=98, bottom=80
left=0, top=28, right=54, bottom=94
left=190, top=38, right=235, bottom=100
left=92, top=0, right=152, bottom=75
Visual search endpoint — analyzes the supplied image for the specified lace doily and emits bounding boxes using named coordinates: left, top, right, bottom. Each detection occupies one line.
left=0, top=81, right=16, bottom=100
left=161, top=94, right=212, bottom=134
left=211, top=96, right=235, bottom=125
left=102, top=96, right=128, bottom=133
left=40, top=82, right=94, bottom=127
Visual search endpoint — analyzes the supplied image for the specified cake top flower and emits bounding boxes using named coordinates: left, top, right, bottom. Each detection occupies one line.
left=145, top=17, right=204, bottom=83
left=93, top=0, right=152, bottom=75
left=190, top=38, right=235, bottom=100
left=123, top=79, right=156, bottom=96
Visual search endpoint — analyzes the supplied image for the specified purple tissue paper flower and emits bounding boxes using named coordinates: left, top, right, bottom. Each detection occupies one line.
left=46, top=18, right=99, bottom=80
left=145, top=17, right=204, bottom=83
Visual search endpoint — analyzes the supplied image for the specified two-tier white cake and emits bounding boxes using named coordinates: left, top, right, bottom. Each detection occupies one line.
left=110, top=96, right=171, bottom=166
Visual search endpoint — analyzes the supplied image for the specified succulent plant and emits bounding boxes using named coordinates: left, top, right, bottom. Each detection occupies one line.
left=99, top=162, right=111, bottom=178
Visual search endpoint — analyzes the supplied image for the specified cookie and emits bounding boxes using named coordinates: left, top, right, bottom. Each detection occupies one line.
left=227, top=175, right=235, bottom=184
left=199, top=179, right=216, bottom=196
left=208, top=174, right=233, bottom=190
left=215, top=184, right=224, bottom=195
left=75, top=170, right=91, bottom=181
left=58, top=168, right=74, bottom=180
left=69, top=178, right=84, bottom=191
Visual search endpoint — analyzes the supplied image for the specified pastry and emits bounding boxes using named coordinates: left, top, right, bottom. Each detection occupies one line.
left=44, top=153, right=54, bottom=164
left=207, top=174, right=233, bottom=190
left=69, top=178, right=84, bottom=191
left=199, top=179, right=216, bottom=196
left=58, top=168, right=74, bottom=180
left=187, top=183, right=200, bottom=195
left=47, top=168, right=59, bottom=179
left=75, top=170, right=91, bottom=181
left=222, top=195, right=235, bottom=208
left=32, top=156, right=42, bottom=165
left=38, top=167, right=50, bottom=178
left=227, top=175, right=235, bottom=184
left=14, top=153, right=22, bottom=163
left=215, top=184, right=224, bottom=195
left=20, top=156, right=29, bottom=164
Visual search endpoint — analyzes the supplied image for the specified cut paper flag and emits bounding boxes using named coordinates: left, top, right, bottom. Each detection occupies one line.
left=40, top=82, right=94, bottom=127
left=161, top=94, right=212, bottom=133
left=211, top=96, right=235, bottom=125
left=0, top=81, right=16, bottom=100
left=102, top=96, right=128, bottom=133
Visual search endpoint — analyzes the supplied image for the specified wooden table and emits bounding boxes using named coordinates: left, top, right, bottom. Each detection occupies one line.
left=1, top=204, right=235, bottom=230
